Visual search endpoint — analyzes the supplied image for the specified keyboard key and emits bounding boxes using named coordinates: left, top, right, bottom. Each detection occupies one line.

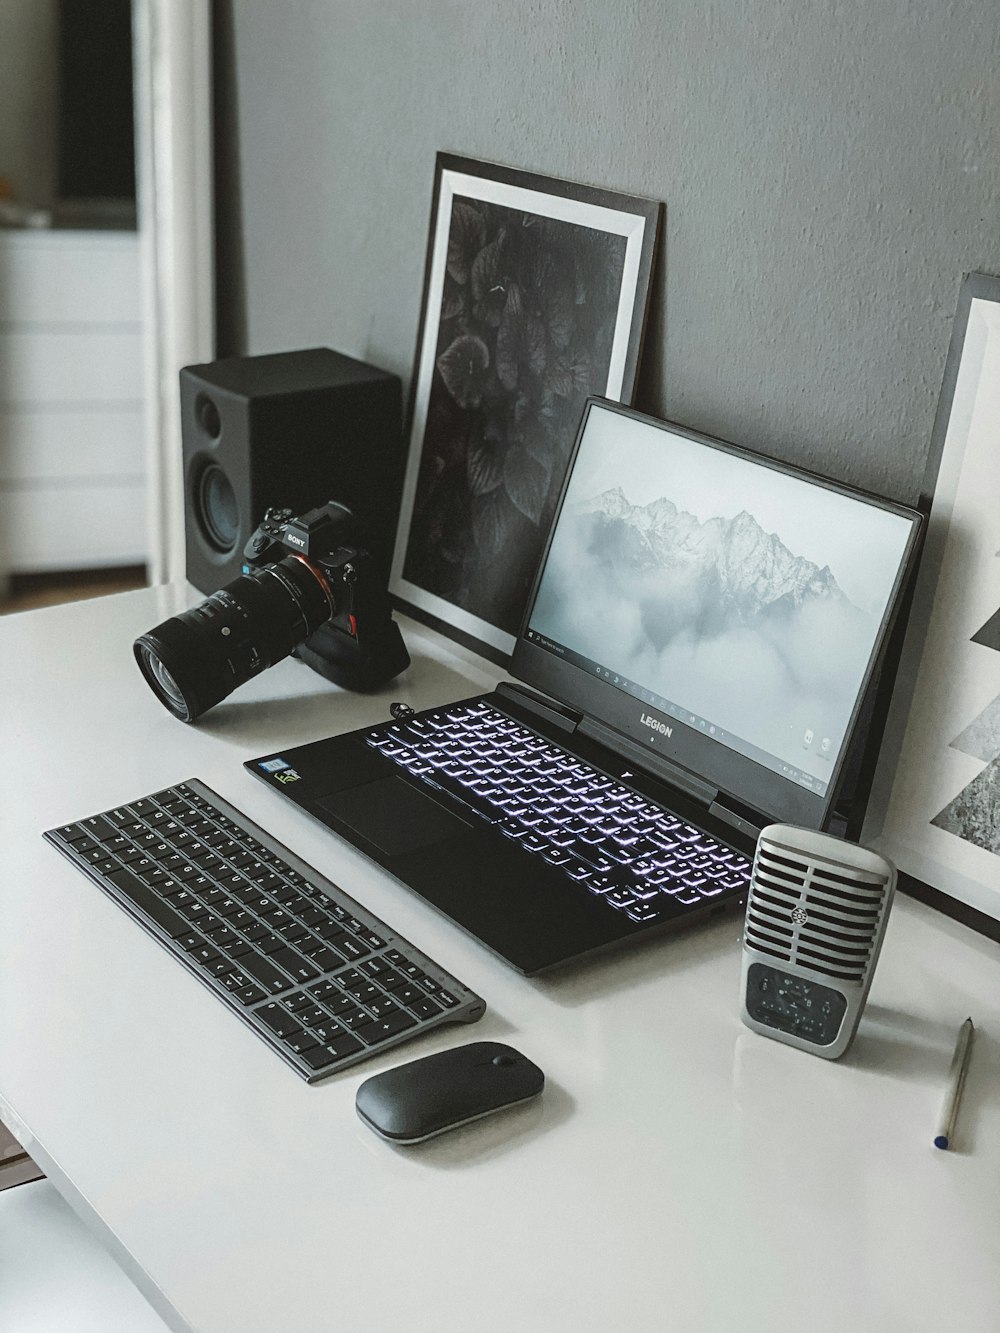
left=268, top=947, right=319, bottom=984
left=191, top=942, right=222, bottom=967
left=206, top=924, right=239, bottom=949
left=301, top=1035, right=364, bottom=1069
left=334, top=968, right=366, bottom=989
left=106, top=868, right=189, bottom=939
left=296, top=1004, right=329, bottom=1028
left=330, top=935, right=368, bottom=963
left=604, top=889, right=637, bottom=909
left=218, top=969, right=254, bottom=993
left=257, top=1004, right=302, bottom=1038
left=355, top=1010, right=417, bottom=1045
left=342, top=978, right=380, bottom=1004
left=628, top=881, right=660, bottom=900
left=301, top=944, right=342, bottom=972
left=306, top=980, right=339, bottom=1004
left=299, top=906, right=328, bottom=929
left=339, top=1006, right=371, bottom=1031
left=627, top=902, right=660, bottom=923
left=586, top=875, right=615, bottom=894
left=239, top=950, right=294, bottom=995
left=283, top=1030, right=321, bottom=1056
left=360, top=957, right=392, bottom=980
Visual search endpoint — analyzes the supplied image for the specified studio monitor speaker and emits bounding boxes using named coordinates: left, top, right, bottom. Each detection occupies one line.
left=181, top=347, right=403, bottom=594
left=740, top=824, right=896, bottom=1059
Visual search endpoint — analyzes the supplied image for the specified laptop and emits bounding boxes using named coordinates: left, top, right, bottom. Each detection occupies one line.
left=247, top=398, right=922, bottom=975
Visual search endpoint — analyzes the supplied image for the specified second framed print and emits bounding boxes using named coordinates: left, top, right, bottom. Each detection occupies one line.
left=862, top=271, right=1000, bottom=939
left=390, top=154, right=663, bottom=661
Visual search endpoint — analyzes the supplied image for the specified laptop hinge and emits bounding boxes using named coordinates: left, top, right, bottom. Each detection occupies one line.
left=708, top=798, right=765, bottom=843
left=495, top=681, right=580, bottom=733
left=574, top=714, right=717, bottom=808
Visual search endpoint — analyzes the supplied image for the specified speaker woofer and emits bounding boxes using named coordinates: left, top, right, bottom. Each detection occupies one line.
left=195, top=462, right=240, bottom=554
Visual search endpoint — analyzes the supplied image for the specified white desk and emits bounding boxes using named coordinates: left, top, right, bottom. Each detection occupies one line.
left=2, top=586, right=999, bottom=1333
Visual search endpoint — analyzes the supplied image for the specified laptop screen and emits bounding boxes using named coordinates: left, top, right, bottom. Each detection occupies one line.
left=516, top=399, right=921, bottom=827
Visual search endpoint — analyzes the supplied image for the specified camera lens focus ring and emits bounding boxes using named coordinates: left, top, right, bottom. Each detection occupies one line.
left=262, top=556, right=335, bottom=631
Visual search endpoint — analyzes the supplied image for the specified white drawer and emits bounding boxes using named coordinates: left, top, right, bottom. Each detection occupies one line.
left=0, top=331, right=143, bottom=406
left=0, top=410, right=146, bottom=483
left=0, top=231, right=141, bottom=324
left=0, top=479, right=147, bottom=571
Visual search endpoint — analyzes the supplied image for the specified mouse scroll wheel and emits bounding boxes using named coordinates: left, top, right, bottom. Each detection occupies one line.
left=492, top=1054, right=516, bottom=1067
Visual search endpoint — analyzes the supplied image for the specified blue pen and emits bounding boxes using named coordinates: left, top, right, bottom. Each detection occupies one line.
left=934, top=1017, right=975, bottom=1150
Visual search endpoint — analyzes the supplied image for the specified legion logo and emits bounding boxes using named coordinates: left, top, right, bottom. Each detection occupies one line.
left=640, top=712, right=673, bottom=738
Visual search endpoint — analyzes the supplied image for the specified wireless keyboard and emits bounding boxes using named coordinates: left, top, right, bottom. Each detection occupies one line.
left=44, top=780, right=485, bottom=1083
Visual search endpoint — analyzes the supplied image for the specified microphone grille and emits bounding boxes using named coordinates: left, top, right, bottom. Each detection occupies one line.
left=744, top=827, right=894, bottom=984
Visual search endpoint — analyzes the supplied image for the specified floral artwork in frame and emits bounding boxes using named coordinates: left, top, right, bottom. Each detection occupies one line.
left=390, top=154, right=662, bottom=662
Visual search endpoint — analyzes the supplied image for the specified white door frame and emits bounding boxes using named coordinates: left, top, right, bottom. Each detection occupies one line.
left=133, top=0, right=215, bottom=586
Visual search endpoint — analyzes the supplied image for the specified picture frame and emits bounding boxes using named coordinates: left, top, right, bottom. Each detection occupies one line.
left=390, top=153, right=663, bottom=663
left=862, top=272, right=1000, bottom=940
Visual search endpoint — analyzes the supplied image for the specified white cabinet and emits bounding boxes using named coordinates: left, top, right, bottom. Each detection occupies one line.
left=0, top=230, right=147, bottom=576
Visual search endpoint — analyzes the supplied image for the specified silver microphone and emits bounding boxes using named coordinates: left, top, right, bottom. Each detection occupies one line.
left=740, top=824, right=896, bottom=1059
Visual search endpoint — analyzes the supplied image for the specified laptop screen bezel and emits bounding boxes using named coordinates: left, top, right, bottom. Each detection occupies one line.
left=510, top=397, right=923, bottom=830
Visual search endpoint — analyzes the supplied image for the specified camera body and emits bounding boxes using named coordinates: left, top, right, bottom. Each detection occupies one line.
left=134, top=500, right=409, bottom=723
left=244, top=502, right=409, bottom=692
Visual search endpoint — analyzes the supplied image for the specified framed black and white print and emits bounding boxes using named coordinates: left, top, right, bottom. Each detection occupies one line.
left=390, top=153, right=662, bottom=662
left=863, top=272, right=1000, bottom=938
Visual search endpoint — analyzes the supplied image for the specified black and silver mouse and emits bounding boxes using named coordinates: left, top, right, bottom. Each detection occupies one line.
left=355, top=1041, right=544, bottom=1144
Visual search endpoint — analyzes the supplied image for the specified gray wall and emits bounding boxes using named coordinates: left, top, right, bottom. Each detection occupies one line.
left=214, top=0, right=1000, bottom=506
left=0, top=0, right=57, bottom=209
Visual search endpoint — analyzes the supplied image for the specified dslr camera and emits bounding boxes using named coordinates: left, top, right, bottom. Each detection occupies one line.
left=134, top=502, right=410, bottom=722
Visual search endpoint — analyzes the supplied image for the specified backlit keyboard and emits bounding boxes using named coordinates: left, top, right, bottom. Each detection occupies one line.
left=45, top=780, right=485, bottom=1082
left=366, top=700, right=752, bottom=924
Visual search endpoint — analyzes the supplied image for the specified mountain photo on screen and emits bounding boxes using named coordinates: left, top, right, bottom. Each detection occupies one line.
left=530, top=417, right=910, bottom=783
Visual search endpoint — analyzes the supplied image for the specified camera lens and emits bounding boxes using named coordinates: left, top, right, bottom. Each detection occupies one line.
left=134, top=556, right=334, bottom=722
left=139, top=651, right=189, bottom=715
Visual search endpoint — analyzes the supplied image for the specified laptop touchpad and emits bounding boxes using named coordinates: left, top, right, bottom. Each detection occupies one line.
left=316, top=777, right=474, bottom=857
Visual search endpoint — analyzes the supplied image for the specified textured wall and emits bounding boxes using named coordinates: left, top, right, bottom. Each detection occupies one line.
left=215, top=0, right=1000, bottom=505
